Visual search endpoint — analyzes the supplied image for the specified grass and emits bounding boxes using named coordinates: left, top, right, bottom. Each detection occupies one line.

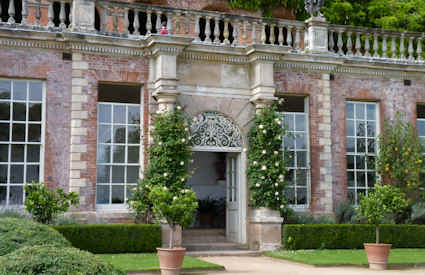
left=98, top=253, right=223, bottom=273
left=265, top=249, right=425, bottom=266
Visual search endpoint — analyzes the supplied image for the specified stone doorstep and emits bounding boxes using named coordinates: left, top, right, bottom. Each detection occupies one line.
left=128, top=267, right=225, bottom=275
left=186, top=250, right=263, bottom=257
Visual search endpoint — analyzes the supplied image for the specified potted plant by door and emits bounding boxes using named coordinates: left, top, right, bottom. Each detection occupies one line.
left=150, top=185, right=198, bottom=275
left=358, top=184, right=408, bottom=270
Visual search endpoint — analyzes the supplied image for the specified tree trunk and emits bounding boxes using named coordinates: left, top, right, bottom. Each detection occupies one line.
left=376, top=225, right=380, bottom=244
left=169, top=225, right=176, bottom=248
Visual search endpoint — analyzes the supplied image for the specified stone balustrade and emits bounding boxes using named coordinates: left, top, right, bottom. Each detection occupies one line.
left=329, top=25, right=424, bottom=63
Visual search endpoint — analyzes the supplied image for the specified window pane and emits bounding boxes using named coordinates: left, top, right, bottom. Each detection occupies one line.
left=0, top=144, right=8, bottom=162
left=0, top=165, right=7, bottom=183
left=96, top=185, right=109, bottom=204
left=367, top=156, right=375, bottom=170
left=296, top=151, right=307, bottom=168
left=367, top=121, right=376, bottom=137
left=112, top=166, right=125, bottom=183
left=295, top=114, right=306, bottom=131
left=0, top=102, right=10, bottom=120
left=367, top=104, right=376, bottom=120
left=113, top=145, right=125, bottom=163
left=97, top=165, right=110, bottom=184
left=113, top=126, right=126, bottom=143
left=346, top=103, right=354, bottom=119
left=348, top=189, right=355, bottom=204
left=347, top=172, right=355, bottom=187
left=284, top=115, right=294, bottom=131
left=296, top=169, right=307, bottom=186
left=285, top=187, right=295, bottom=204
left=113, top=105, right=126, bottom=124
left=10, top=165, right=24, bottom=183
left=98, top=125, right=112, bottom=143
left=284, top=136, right=295, bottom=149
left=28, top=124, right=41, bottom=142
left=355, top=103, right=365, bottom=119
left=295, top=133, right=306, bottom=150
left=285, top=169, right=295, bottom=184
left=29, top=82, right=43, bottom=101
left=13, top=81, right=27, bottom=100
left=297, top=188, right=307, bottom=204
left=347, top=138, right=355, bottom=152
left=27, top=145, right=40, bottom=163
left=127, top=166, right=139, bottom=183
left=29, top=103, right=42, bottom=121
left=347, top=155, right=354, bottom=170
left=12, top=124, right=25, bottom=142
left=97, top=145, right=111, bottom=163
left=13, top=103, right=26, bottom=121
left=367, top=139, right=376, bottom=154
left=128, top=146, right=139, bottom=163
left=128, top=106, right=140, bottom=125
left=111, top=185, right=124, bottom=204
left=356, top=155, right=365, bottom=170
left=98, top=104, right=111, bottom=123
left=11, top=145, right=24, bottom=162
left=9, top=186, right=23, bottom=205
left=128, top=126, right=140, bottom=144
left=357, top=138, right=366, bottom=153
left=126, top=185, right=136, bottom=200
left=286, top=151, right=295, bottom=167
left=26, top=165, right=39, bottom=183
left=346, top=120, right=354, bottom=136
left=418, top=120, right=425, bottom=137
left=0, top=186, right=6, bottom=205
left=367, top=172, right=376, bottom=188
left=0, top=80, right=11, bottom=99
left=356, top=172, right=366, bottom=187
left=356, top=121, right=365, bottom=137
left=0, top=123, right=9, bottom=141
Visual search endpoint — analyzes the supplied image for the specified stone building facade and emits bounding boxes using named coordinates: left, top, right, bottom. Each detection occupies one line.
left=1, top=0, right=425, bottom=248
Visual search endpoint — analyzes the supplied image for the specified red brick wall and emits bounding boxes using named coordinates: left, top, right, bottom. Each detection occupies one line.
left=0, top=48, right=72, bottom=190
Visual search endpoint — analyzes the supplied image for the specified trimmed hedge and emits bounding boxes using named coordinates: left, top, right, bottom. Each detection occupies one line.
left=0, top=245, right=125, bottom=275
left=53, top=224, right=161, bottom=253
left=283, top=224, right=425, bottom=250
left=0, top=218, right=71, bottom=256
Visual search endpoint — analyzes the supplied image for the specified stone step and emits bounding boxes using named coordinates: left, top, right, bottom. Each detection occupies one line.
left=183, top=228, right=225, bottom=237
left=186, top=250, right=263, bottom=257
left=183, top=236, right=228, bottom=243
left=183, top=242, right=248, bottom=251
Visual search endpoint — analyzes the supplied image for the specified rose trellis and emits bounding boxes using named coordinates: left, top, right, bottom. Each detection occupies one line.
left=247, top=103, right=290, bottom=211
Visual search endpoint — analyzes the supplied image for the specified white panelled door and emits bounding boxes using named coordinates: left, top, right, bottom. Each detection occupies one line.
left=226, top=153, right=239, bottom=243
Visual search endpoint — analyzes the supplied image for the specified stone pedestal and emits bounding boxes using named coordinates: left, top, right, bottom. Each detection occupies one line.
left=71, top=0, right=95, bottom=32
left=161, top=223, right=182, bottom=248
left=248, top=207, right=283, bottom=251
left=305, top=16, right=329, bottom=54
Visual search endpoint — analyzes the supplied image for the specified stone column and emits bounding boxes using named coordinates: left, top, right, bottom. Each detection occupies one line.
left=249, top=208, right=283, bottom=251
left=305, top=16, right=329, bottom=54
left=71, top=0, right=95, bottom=32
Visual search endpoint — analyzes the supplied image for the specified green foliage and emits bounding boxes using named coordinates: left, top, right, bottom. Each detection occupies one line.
left=0, top=245, right=125, bottom=275
left=247, top=104, right=289, bottom=211
left=149, top=185, right=198, bottom=229
left=24, top=182, right=79, bottom=224
left=335, top=200, right=357, bottom=224
left=0, top=218, right=71, bottom=256
left=0, top=209, right=27, bottom=219
left=282, top=224, right=425, bottom=249
left=376, top=114, right=425, bottom=200
left=128, top=108, right=193, bottom=224
left=52, top=224, right=161, bottom=253
left=229, top=0, right=306, bottom=18
left=411, top=202, right=425, bottom=224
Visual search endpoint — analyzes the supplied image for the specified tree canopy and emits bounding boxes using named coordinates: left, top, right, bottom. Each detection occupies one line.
left=230, top=0, right=425, bottom=32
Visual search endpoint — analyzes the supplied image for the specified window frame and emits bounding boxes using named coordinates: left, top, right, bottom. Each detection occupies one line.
left=345, top=101, right=380, bottom=205
left=95, top=101, right=143, bottom=211
left=0, top=78, right=46, bottom=207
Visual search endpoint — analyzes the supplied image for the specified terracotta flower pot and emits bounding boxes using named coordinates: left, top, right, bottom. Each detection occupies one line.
left=363, top=243, right=392, bottom=270
left=157, top=247, right=186, bottom=275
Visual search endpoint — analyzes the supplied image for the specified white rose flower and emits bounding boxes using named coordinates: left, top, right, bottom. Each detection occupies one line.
left=181, top=189, right=185, bottom=194
left=280, top=205, right=284, bottom=209
left=279, top=174, right=284, bottom=179
left=261, top=165, right=267, bottom=171
left=180, top=161, right=184, bottom=166
left=253, top=161, right=258, bottom=166
left=259, top=124, right=264, bottom=129
left=277, top=135, right=282, bottom=140
left=261, top=176, right=265, bottom=180
left=173, top=196, right=178, bottom=200
left=277, top=120, right=282, bottom=125
left=262, top=130, right=267, bottom=134
left=159, top=142, right=163, bottom=146
left=243, top=148, right=248, bottom=152
left=185, top=128, right=189, bottom=132
left=163, top=186, right=168, bottom=190
left=256, top=183, right=260, bottom=187
left=276, top=197, right=280, bottom=200
left=275, top=162, right=279, bottom=167
left=181, top=178, right=185, bottom=182
left=262, top=150, right=267, bottom=154
left=189, top=136, right=192, bottom=140
left=275, top=183, right=278, bottom=187
left=164, top=173, right=168, bottom=177
left=181, top=138, right=186, bottom=143
left=177, top=106, right=182, bottom=110
left=275, top=192, right=279, bottom=196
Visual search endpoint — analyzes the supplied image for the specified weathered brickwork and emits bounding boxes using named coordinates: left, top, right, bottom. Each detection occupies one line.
left=0, top=48, right=72, bottom=190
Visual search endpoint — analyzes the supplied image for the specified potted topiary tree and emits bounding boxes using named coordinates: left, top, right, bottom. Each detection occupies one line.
left=358, top=184, right=408, bottom=270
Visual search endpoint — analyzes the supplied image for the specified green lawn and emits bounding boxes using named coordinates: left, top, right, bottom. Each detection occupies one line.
left=98, top=253, right=223, bottom=273
left=265, top=249, right=425, bottom=266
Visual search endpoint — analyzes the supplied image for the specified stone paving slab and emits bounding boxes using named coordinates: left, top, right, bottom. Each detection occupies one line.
left=194, top=256, right=425, bottom=275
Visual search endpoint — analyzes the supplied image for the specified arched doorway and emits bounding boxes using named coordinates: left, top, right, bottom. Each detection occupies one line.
left=186, top=112, right=246, bottom=245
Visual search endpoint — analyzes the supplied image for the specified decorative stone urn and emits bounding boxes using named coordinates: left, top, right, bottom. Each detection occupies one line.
left=364, top=243, right=392, bottom=270
left=248, top=207, right=284, bottom=251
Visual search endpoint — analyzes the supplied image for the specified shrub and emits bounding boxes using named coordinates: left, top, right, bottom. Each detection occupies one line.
left=282, top=224, right=425, bottom=249
left=52, top=224, right=161, bottom=253
left=335, top=200, right=357, bottom=224
left=0, top=218, right=71, bottom=256
left=0, top=245, right=125, bottom=275
left=24, top=182, right=79, bottom=224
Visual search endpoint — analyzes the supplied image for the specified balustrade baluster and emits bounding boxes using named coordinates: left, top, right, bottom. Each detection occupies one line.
left=400, top=33, right=405, bottom=60
left=372, top=33, right=379, bottom=58
left=418, top=37, right=423, bottom=62
left=382, top=35, right=387, bottom=58
left=185, top=13, right=190, bottom=35
left=69, top=12, right=72, bottom=29
left=223, top=19, right=230, bottom=45
left=155, top=11, right=162, bottom=33
left=346, top=31, right=353, bottom=56
left=364, top=33, right=371, bottom=57
left=328, top=30, right=334, bottom=52
left=391, top=36, right=396, bottom=58
left=294, top=27, right=300, bottom=50
left=252, top=22, right=257, bottom=44
left=8, top=0, right=15, bottom=24
left=124, top=8, right=129, bottom=35
left=167, top=12, right=173, bottom=35
left=355, top=32, right=361, bottom=57
left=59, top=1, right=66, bottom=29
left=278, top=26, right=284, bottom=46
left=21, top=0, right=28, bottom=25
left=0, top=4, right=2, bottom=23
left=146, top=10, right=152, bottom=34
left=47, top=1, right=54, bottom=28
left=408, top=37, right=414, bottom=61
left=134, top=10, right=140, bottom=35
left=270, top=24, right=276, bottom=45
left=194, top=15, right=200, bottom=42
left=287, top=26, right=293, bottom=48
left=337, top=30, right=343, bottom=55
left=102, top=6, right=108, bottom=33
left=242, top=20, right=248, bottom=42
left=113, top=7, right=118, bottom=34
left=213, top=17, right=220, bottom=44
left=261, top=23, right=266, bottom=44
left=35, top=1, right=41, bottom=26
left=233, top=19, right=239, bottom=46
left=205, top=16, right=211, bottom=43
